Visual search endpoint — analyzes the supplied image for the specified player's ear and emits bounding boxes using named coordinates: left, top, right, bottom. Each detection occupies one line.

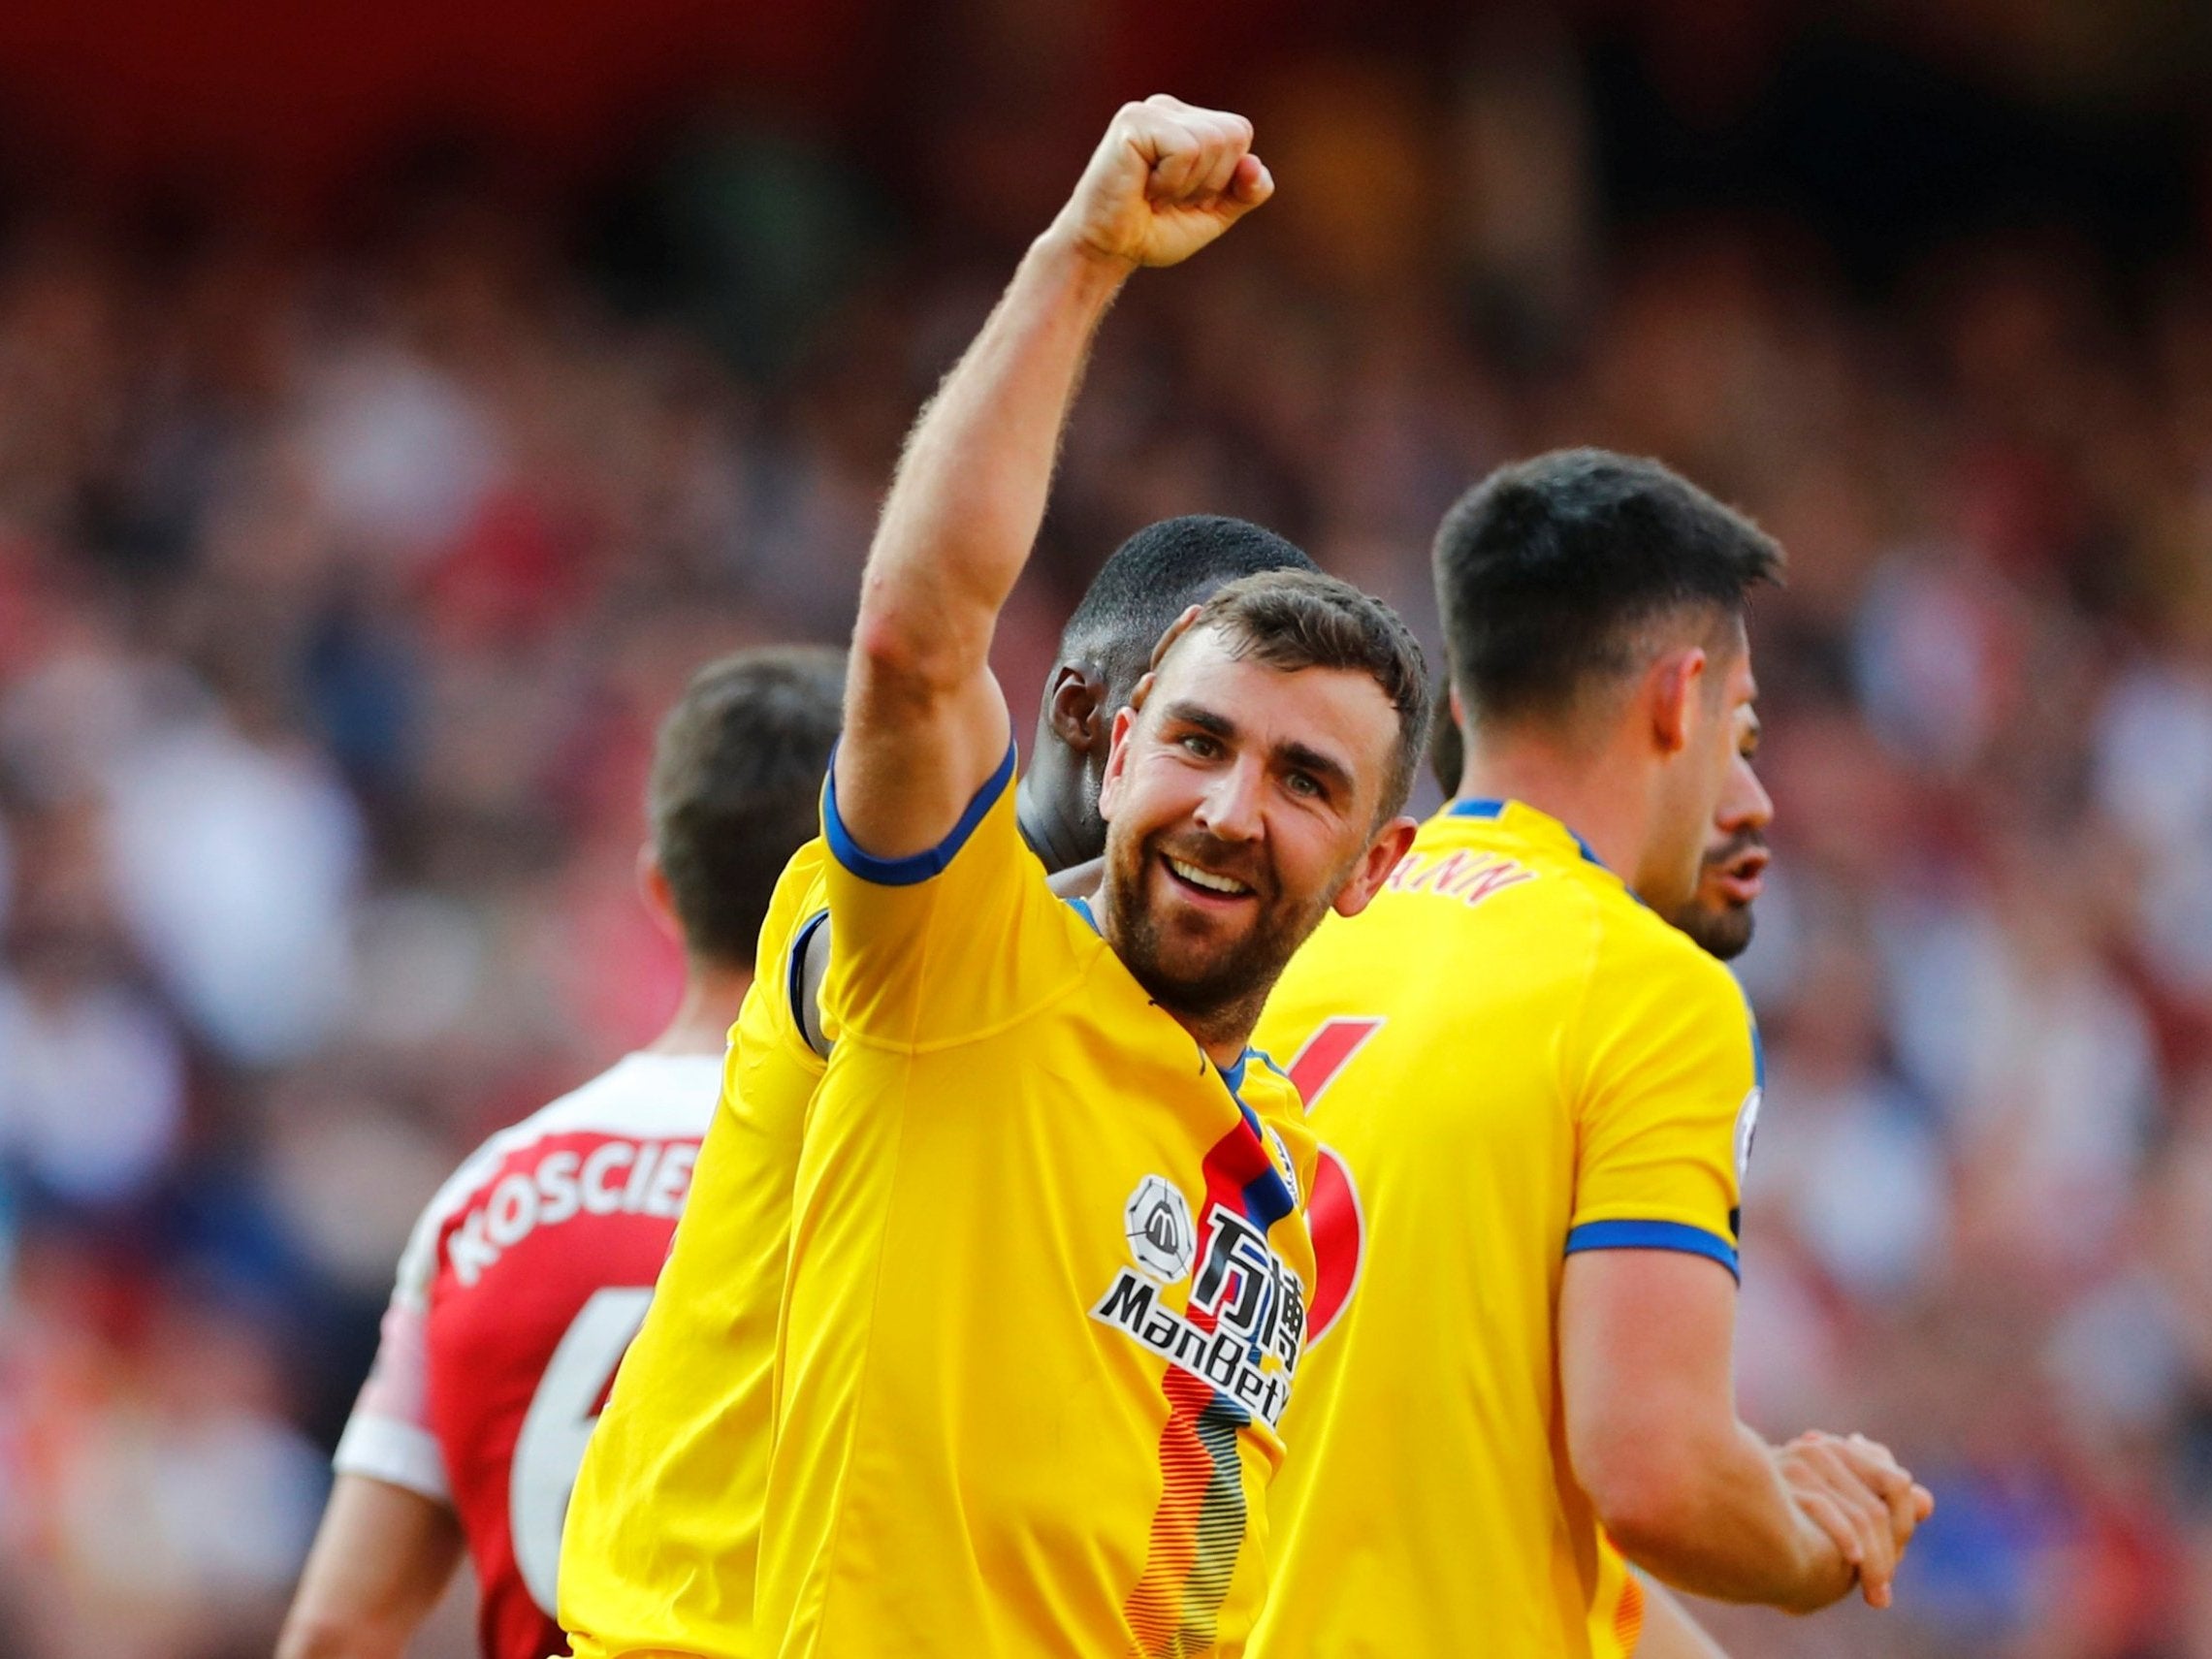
left=1097, top=706, right=1139, bottom=820
left=1648, top=647, right=1707, bottom=759
left=637, top=845, right=684, bottom=942
left=1331, top=816, right=1419, bottom=919
left=1046, top=663, right=1111, bottom=755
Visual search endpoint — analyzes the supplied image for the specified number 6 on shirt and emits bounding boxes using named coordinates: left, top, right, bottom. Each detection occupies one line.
left=510, top=1286, right=655, bottom=1612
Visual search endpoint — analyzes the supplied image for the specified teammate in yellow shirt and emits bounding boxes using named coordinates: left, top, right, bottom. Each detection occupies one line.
left=1249, top=450, right=1933, bottom=1659
left=561, top=509, right=1322, bottom=1659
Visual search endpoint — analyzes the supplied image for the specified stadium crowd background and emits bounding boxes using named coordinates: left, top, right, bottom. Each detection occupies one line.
left=3, top=3, right=2212, bottom=1656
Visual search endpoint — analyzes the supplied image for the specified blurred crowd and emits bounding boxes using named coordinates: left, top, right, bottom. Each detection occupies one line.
left=3, top=40, right=2212, bottom=1659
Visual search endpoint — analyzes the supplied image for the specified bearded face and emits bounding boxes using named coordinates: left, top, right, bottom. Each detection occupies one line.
left=1104, top=811, right=1345, bottom=1034
left=1093, top=627, right=1404, bottom=1047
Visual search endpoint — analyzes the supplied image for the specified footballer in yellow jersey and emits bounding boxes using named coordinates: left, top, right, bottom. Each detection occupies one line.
left=1252, top=799, right=1755, bottom=1656
left=750, top=97, right=1428, bottom=1658
left=560, top=841, right=828, bottom=1659
left=562, top=509, right=1329, bottom=1659
left=757, top=759, right=1322, bottom=1655
left=1249, top=451, right=1932, bottom=1659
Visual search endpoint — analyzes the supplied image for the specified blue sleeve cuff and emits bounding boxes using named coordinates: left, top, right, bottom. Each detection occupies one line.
left=1564, top=1220, right=1740, bottom=1283
left=824, top=739, right=1017, bottom=887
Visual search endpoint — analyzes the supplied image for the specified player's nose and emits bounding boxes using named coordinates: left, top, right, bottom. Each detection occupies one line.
left=1193, top=754, right=1266, bottom=843
left=1718, top=750, right=1773, bottom=834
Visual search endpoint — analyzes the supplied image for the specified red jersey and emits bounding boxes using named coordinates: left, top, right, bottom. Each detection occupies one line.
left=334, top=1053, right=722, bottom=1659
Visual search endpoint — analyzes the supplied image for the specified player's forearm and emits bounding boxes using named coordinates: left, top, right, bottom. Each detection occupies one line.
left=1597, top=1421, right=1846, bottom=1611
left=852, top=232, right=1128, bottom=701
left=278, top=1473, right=462, bottom=1659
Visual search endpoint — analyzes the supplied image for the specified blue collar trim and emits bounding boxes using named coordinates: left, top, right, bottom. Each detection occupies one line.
left=1446, top=797, right=1507, bottom=818
left=1219, top=1051, right=1251, bottom=1096
left=1447, top=797, right=1608, bottom=871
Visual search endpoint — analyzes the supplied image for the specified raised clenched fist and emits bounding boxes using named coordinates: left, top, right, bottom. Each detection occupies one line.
left=1049, top=95, right=1273, bottom=271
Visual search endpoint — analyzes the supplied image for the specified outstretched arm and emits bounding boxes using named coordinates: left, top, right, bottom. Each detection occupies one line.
left=835, top=96, right=1270, bottom=860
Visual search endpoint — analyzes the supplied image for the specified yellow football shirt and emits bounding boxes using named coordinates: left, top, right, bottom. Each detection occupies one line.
left=1247, top=799, right=1760, bottom=1659
left=755, top=746, right=1317, bottom=1659
left=560, top=842, right=829, bottom=1659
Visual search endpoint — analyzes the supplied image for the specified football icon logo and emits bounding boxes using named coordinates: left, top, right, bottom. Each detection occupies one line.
left=1124, top=1174, right=1197, bottom=1284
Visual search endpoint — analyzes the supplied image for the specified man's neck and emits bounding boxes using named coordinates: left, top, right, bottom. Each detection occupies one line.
left=1015, top=773, right=1093, bottom=876
left=1458, top=740, right=1652, bottom=883
left=1093, top=883, right=1257, bottom=1071
left=643, top=960, right=756, bottom=1057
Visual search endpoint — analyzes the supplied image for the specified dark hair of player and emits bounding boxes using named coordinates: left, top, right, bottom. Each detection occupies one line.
left=1064, top=515, right=1319, bottom=702
left=648, top=646, right=845, bottom=967
left=1434, top=449, right=1782, bottom=729
left=1192, top=569, right=1432, bottom=823
left=1427, top=705, right=1464, bottom=798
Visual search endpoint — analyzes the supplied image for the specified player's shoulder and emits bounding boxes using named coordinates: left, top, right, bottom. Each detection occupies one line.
left=762, top=837, right=832, bottom=938
left=1595, top=884, right=1741, bottom=992
left=415, top=1056, right=723, bottom=1234
left=1574, top=890, right=1754, bottom=1066
left=529, top=1051, right=726, bottom=1142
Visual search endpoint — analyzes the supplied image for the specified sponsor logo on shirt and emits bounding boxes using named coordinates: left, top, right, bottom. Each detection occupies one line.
left=1124, top=1174, right=1197, bottom=1283
left=1093, top=1176, right=1307, bottom=1427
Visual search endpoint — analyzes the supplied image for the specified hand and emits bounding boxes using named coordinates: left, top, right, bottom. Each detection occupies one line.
left=1048, top=96, right=1273, bottom=271
left=1776, top=1431, right=1932, bottom=1611
left=1832, top=1431, right=1936, bottom=1555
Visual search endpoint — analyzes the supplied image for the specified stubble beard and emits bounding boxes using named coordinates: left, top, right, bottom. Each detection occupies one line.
left=1100, top=825, right=1334, bottom=1052
left=1672, top=893, right=1753, bottom=961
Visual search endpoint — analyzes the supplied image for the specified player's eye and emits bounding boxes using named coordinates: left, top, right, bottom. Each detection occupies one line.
left=1284, top=770, right=1322, bottom=799
left=1180, top=732, right=1222, bottom=760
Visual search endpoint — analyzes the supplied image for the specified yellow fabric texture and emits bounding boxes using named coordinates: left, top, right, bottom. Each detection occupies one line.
left=754, top=761, right=1316, bottom=1659
left=560, top=842, right=829, bottom=1659
left=1247, top=801, right=1756, bottom=1659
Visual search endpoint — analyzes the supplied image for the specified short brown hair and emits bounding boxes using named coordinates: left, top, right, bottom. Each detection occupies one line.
left=1182, top=570, right=1432, bottom=821
left=650, top=646, right=846, bottom=966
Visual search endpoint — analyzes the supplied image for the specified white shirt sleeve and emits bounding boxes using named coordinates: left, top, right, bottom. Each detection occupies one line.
left=329, top=1162, right=472, bottom=1504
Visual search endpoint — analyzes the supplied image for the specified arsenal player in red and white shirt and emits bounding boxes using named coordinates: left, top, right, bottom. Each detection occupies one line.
left=277, top=647, right=844, bottom=1659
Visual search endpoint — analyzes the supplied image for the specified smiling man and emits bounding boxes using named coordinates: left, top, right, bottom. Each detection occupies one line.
left=732, top=97, right=1426, bottom=1659
left=556, top=517, right=1321, bottom=1659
